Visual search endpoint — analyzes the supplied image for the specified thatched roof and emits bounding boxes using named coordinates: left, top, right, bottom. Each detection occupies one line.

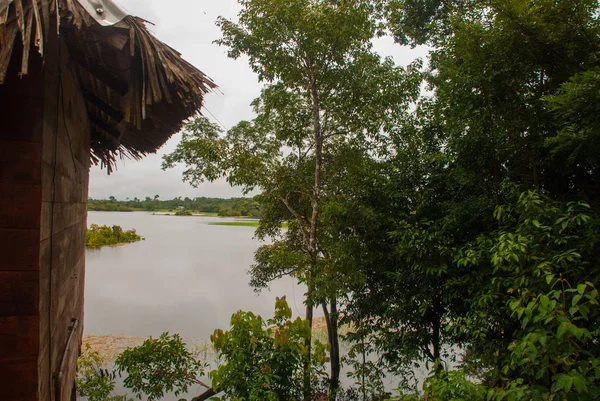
left=0, top=0, right=216, bottom=171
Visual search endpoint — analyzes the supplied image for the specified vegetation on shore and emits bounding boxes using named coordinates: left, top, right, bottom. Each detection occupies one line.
left=209, top=221, right=288, bottom=228
left=88, top=196, right=260, bottom=218
left=175, top=210, right=193, bottom=216
left=78, top=299, right=331, bottom=401
left=209, top=221, right=259, bottom=227
left=86, top=224, right=144, bottom=248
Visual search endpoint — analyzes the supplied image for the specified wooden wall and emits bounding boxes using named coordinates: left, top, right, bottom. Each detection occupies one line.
left=38, top=35, right=91, bottom=401
left=0, top=32, right=90, bottom=401
left=0, top=40, right=45, bottom=401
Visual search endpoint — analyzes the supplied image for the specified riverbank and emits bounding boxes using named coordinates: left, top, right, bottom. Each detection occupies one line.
left=83, top=317, right=336, bottom=363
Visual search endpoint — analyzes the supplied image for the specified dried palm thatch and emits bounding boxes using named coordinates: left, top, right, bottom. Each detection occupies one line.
left=0, top=0, right=216, bottom=171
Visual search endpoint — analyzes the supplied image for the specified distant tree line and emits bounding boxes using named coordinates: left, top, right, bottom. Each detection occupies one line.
left=87, top=196, right=261, bottom=218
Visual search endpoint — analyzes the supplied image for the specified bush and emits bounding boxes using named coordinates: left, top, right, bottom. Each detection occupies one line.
left=175, top=209, right=193, bottom=216
left=76, top=344, right=131, bottom=401
left=391, top=369, right=485, bottom=401
left=86, top=224, right=144, bottom=248
left=115, top=333, right=205, bottom=401
left=210, top=297, right=328, bottom=401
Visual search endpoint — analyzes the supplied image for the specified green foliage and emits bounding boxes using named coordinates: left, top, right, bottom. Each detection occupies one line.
left=76, top=344, right=131, bottom=401
left=90, top=1, right=600, bottom=399
left=544, top=68, right=600, bottom=173
left=210, top=221, right=262, bottom=227
left=210, top=297, right=327, bottom=401
left=391, top=369, right=486, bottom=401
left=175, top=209, right=193, bottom=216
left=217, top=208, right=242, bottom=217
left=450, top=190, right=600, bottom=398
left=166, top=2, right=422, bottom=396
left=114, top=333, right=206, bottom=401
left=340, top=1, right=600, bottom=396
left=88, top=196, right=261, bottom=217
left=422, top=369, right=486, bottom=401
left=86, top=224, right=144, bottom=248
left=492, top=278, right=600, bottom=400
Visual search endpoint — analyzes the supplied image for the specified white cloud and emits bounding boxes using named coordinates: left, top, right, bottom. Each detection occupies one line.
left=89, top=0, right=427, bottom=200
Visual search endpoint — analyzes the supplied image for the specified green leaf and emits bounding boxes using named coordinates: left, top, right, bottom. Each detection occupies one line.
left=577, top=284, right=587, bottom=295
left=572, top=375, right=586, bottom=394
left=556, top=374, right=574, bottom=393
left=557, top=322, right=571, bottom=339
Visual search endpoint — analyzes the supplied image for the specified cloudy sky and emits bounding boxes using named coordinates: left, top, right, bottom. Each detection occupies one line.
left=89, top=0, right=428, bottom=200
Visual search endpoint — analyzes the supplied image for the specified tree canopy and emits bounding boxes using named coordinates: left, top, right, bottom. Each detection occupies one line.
left=155, top=0, right=600, bottom=400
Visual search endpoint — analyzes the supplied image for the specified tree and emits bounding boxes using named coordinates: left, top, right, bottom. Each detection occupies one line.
left=164, top=0, right=420, bottom=397
left=76, top=345, right=131, bottom=401
left=210, top=297, right=327, bottom=401
left=456, top=191, right=600, bottom=399
left=115, top=333, right=211, bottom=401
left=335, top=0, right=600, bottom=394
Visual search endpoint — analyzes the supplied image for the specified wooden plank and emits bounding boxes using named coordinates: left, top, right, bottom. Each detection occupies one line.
left=0, top=140, right=43, bottom=184
left=0, top=183, right=42, bottom=229
left=0, top=272, right=39, bottom=317
left=89, top=114, right=123, bottom=141
left=41, top=163, right=87, bottom=204
left=73, top=57, right=129, bottom=95
left=39, top=202, right=52, bottom=242
left=82, top=88, right=124, bottom=122
left=53, top=262, right=83, bottom=327
left=42, top=133, right=89, bottom=186
left=0, top=97, right=43, bottom=142
left=53, top=204, right=87, bottom=235
left=38, top=344, right=50, bottom=401
left=0, top=229, right=40, bottom=271
left=0, top=316, right=39, bottom=360
left=40, top=202, right=87, bottom=240
left=0, top=46, right=44, bottom=143
left=0, top=359, right=38, bottom=401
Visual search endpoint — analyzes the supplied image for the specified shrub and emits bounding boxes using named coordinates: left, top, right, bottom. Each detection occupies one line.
left=86, top=224, right=144, bottom=248
left=210, top=297, right=328, bottom=401
left=76, top=344, right=131, bottom=401
left=175, top=209, right=193, bottom=216
left=115, top=333, right=206, bottom=401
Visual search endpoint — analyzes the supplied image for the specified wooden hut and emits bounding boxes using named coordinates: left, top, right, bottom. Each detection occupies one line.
left=0, top=1, right=216, bottom=400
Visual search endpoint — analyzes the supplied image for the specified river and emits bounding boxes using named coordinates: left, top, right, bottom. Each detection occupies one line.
left=83, top=211, right=427, bottom=400
left=85, top=211, right=306, bottom=341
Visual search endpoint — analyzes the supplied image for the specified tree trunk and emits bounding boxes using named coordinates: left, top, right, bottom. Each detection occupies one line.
left=303, top=77, right=323, bottom=401
left=329, top=298, right=340, bottom=398
left=431, top=296, right=443, bottom=368
left=432, top=315, right=441, bottom=362
left=303, top=273, right=315, bottom=401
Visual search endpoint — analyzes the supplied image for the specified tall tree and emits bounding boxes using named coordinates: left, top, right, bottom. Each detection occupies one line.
left=164, top=0, right=420, bottom=397
left=333, top=0, right=600, bottom=393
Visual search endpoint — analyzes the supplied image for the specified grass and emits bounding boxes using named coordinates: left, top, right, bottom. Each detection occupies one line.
left=209, top=221, right=260, bottom=227
left=152, top=212, right=222, bottom=217
left=210, top=221, right=289, bottom=228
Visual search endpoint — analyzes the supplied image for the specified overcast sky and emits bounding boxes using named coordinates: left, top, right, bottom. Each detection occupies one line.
left=88, top=0, right=428, bottom=200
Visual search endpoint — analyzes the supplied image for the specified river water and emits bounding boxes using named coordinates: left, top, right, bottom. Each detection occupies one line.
left=85, top=211, right=306, bottom=341
left=83, top=212, right=429, bottom=400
